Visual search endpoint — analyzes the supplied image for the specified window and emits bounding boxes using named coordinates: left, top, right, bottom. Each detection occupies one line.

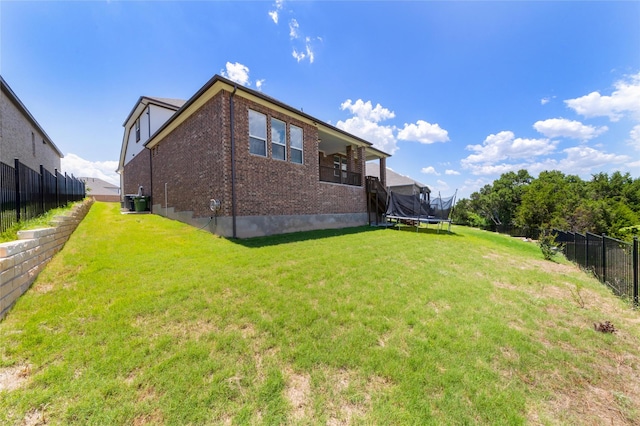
left=32, top=132, right=36, bottom=156
left=135, top=118, right=141, bottom=142
left=271, top=118, right=286, bottom=161
left=290, top=125, right=303, bottom=164
left=334, top=155, right=347, bottom=178
left=249, top=110, right=267, bottom=156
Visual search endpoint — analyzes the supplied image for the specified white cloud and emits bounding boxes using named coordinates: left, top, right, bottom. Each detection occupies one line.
left=557, top=146, right=630, bottom=171
left=565, top=72, right=640, bottom=122
left=291, top=37, right=319, bottom=64
left=533, top=118, right=608, bottom=141
left=268, top=0, right=283, bottom=24
left=433, top=179, right=451, bottom=193
left=340, top=99, right=395, bottom=122
left=289, top=18, right=300, bottom=39
left=421, top=166, right=440, bottom=175
left=628, top=124, right=640, bottom=150
left=445, top=169, right=460, bottom=175
left=540, top=95, right=556, bottom=105
left=221, top=62, right=250, bottom=86
left=292, top=48, right=306, bottom=62
left=256, top=79, right=265, bottom=91
left=305, top=37, right=315, bottom=63
left=397, top=120, right=449, bottom=144
left=61, top=153, right=119, bottom=186
left=336, top=116, right=397, bottom=155
left=337, top=99, right=398, bottom=154
left=462, top=130, right=556, bottom=166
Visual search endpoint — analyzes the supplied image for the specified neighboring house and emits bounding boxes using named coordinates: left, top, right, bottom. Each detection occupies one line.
left=117, top=96, right=186, bottom=197
left=365, top=163, right=431, bottom=200
left=1, top=75, right=63, bottom=172
left=119, top=74, right=390, bottom=238
left=80, top=177, right=120, bottom=202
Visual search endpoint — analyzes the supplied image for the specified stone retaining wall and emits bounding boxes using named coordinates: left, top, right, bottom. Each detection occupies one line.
left=0, top=199, right=93, bottom=320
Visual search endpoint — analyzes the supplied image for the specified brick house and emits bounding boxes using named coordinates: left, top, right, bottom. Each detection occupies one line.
left=1, top=76, right=63, bottom=172
left=117, top=96, right=185, bottom=198
left=120, top=74, right=390, bottom=238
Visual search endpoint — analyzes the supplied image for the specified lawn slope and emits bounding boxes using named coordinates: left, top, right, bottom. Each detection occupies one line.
left=1, top=202, right=639, bottom=425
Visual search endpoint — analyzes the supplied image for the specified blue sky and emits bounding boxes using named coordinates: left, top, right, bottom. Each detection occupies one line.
left=2, top=1, right=639, bottom=198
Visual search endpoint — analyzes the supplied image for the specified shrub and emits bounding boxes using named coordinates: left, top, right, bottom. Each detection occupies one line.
left=539, top=231, right=561, bottom=261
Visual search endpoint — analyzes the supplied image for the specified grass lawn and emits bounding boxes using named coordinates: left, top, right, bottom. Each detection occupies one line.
left=1, top=202, right=639, bottom=425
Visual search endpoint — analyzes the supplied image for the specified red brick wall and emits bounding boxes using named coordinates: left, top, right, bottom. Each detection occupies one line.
left=151, top=91, right=230, bottom=218
left=123, top=150, right=151, bottom=196
left=149, top=89, right=366, bottom=222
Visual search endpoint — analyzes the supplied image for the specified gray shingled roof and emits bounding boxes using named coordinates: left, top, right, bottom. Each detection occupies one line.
left=365, top=163, right=429, bottom=190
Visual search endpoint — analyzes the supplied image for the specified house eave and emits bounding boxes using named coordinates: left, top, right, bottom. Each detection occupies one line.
left=1, top=75, right=64, bottom=159
left=143, top=74, right=392, bottom=161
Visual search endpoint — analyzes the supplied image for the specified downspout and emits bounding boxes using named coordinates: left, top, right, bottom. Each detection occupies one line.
left=230, top=84, right=238, bottom=238
left=147, top=106, right=153, bottom=207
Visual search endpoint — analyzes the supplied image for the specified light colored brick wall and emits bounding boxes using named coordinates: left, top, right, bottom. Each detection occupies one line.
left=0, top=90, right=61, bottom=172
left=0, top=199, right=93, bottom=320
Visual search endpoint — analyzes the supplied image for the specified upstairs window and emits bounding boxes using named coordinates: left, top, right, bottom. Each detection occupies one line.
left=249, top=110, right=267, bottom=156
left=290, top=125, right=303, bottom=164
left=135, top=118, right=141, bottom=142
left=32, top=132, right=36, bottom=156
left=271, top=118, right=286, bottom=161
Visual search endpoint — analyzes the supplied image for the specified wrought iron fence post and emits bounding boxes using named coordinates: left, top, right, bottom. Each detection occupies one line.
left=585, top=233, right=589, bottom=271
left=633, top=237, right=638, bottom=309
left=14, top=159, right=21, bottom=222
left=39, top=165, right=45, bottom=215
left=54, top=169, right=60, bottom=207
left=602, top=233, right=607, bottom=285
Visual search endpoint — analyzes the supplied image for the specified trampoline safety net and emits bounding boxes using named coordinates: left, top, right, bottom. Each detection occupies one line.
left=386, top=192, right=455, bottom=221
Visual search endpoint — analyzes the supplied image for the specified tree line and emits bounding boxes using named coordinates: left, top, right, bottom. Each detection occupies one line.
left=452, top=170, right=640, bottom=241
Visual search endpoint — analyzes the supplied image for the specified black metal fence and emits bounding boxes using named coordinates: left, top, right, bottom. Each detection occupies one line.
left=0, top=159, right=85, bottom=233
left=554, top=229, right=639, bottom=307
left=494, top=224, right=542, bottom=240
left=319, top=166, right=362, bottom=186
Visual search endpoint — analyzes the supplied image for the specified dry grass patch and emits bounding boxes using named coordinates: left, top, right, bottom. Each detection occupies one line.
left=0, top=363, right=31, bottom=392
left=285, top=368, right=312, bottom=421
left=21, top=407, right=47, bottom=426
left=132, top=409, right=164, bottom=426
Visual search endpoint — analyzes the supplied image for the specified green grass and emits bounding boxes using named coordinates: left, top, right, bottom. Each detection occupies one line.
left=0, top=202, right=83, bottom=243
left=1, top=202, right=640, bottom=425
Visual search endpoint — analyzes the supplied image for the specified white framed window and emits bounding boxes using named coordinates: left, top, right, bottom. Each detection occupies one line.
left=334, top=155, right=347, bottom=178
left=271, top=118, right=286, bottom=161
left=135, top=118, right=141, bottom=142
left=249, top=110, right=267, bottom=157
left=290, top=125, right=303, bottom=164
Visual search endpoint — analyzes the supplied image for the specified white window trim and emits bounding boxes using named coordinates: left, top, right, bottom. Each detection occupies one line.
left=290, top=124, right=303, bottom=165
left=249, top=110, right=267, bottom=157
left=271, top=117, right=287, bottom=161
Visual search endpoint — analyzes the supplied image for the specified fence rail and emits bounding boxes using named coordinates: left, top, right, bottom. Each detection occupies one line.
left=554, top=229, right=639, bottom=308
left=0, top=160, right=85, bottom=233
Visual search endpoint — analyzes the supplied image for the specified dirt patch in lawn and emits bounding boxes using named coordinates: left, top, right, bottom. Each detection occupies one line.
left=285, top=369, right=311, bottom=421
left=0, top=363, right=31, bottom=392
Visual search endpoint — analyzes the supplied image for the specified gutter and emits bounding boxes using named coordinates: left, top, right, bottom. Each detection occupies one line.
left=147, top=106, right=153, bottom=203
left=230, top=84, right=238, bottom=238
